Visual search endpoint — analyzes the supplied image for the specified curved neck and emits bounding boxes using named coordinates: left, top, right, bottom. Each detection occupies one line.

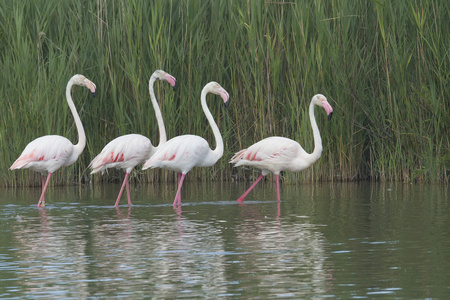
left=149, top=76, right=167, bottom=146
left=201, top=88, right=223, bottom=159
left=308, top=100, right=323, bottom=162
left=67, top=80, right=86, bottom=157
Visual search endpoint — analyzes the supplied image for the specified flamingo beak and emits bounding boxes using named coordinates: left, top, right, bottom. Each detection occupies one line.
left=218, top=87, right=230, bottom=107
left=322, top=101, right=333, bottom=121
left=84, top=79, right=97, bottom=97
left=165, top=75, right=177, bottom=91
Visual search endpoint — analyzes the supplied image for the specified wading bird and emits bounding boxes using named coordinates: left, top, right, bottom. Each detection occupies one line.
left=89, top=70, right=176, bottom=207
left=230, top=94, right=333, bottom=202
left=10, top=74, right=97, bottom=207
left=142, top=82, right=230, bottom=208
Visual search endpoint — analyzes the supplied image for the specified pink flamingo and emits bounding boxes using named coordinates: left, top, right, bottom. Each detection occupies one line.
left=142, top=82, right=230, bottom=208
left=10, top=74, right=97, bottom=207
left=89, top=70, right=176, bottom=207
left=230, top=94, right=333, bottom=203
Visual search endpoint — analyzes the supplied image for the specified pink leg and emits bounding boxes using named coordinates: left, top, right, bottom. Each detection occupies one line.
left=277, top=199, right=281, bottom=219
left=37, top=173, right=52, bottom=208
left=126, top=177, right=131, bottom=207
left=275, top=174, right=281, bottom=202
left=41, top=174, right=46, bottom=204
left=174, top=172, right=182, bottom=205
left=237, top=174, right=264, bottom=203
left=114, top=172, right=130, bottom=207
left=173, top=173, right=186, bottom=208
left=174, top=172, right=181, bottom=203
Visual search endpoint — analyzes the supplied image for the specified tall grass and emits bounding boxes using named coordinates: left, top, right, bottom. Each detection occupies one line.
left=0, top=0, right=448, bottom=188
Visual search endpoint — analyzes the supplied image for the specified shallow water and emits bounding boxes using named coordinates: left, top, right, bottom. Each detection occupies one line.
left=0, top=181, right=449, bottom=298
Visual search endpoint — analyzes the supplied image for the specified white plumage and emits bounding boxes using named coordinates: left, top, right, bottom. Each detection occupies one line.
left=143, top=81, right=230, bottom=208
left=10, top=74, right=97, bottom=207
left=230, top=94, right=333, bottom=203
left=89, top=70, right=176, bottom=207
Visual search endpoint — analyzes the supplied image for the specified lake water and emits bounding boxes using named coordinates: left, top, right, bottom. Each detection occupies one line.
left=0, top=181, right=449, bottom=298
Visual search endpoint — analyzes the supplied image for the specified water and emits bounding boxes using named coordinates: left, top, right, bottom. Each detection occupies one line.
left=0, top=181, right=448, bottom=298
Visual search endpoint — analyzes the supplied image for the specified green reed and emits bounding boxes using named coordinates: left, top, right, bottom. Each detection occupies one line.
left=0, top=0, right=448, bottom=188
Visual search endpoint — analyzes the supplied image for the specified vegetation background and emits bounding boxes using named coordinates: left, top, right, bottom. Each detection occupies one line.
left=0, top=0, right=448, bottom=188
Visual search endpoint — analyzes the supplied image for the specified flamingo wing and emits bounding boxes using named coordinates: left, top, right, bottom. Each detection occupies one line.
left=10, top=135, right=75, bottom=173
left=90, top=134, right=153, bottom=174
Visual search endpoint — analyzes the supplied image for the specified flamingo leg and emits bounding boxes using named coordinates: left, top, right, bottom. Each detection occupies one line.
left=126, top=176, right=131, bottom=207
left=41, top=174, right=46, bottom=204
left=37, top=172, right=52, bottom=208
left=237, top=174, right=264, bottom=203
left=275, top=174, right=281, bottom=202
left=173, top=173, right=186, bottom=208
left=173, top=172, right=182, bottom=205
left=114, top=172, right=130, bottom=207
left=277, top=199, right=281, bottom=219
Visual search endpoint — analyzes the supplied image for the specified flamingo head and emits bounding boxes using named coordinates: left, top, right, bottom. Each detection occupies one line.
left=71, top=74, right=97, bottom=97
left=154, top=70, right=177, bottom=91
left=313, top=94, right=333, bottom=120
left=205, top=81, right=230, bottom=107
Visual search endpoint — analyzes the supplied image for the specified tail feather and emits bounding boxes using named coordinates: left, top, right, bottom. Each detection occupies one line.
left=229, top=149, right=247, bottom=164
left=142, top=158, right=159, bottom=170
left=10, top=156, right=32, bottom=170
left=10, top=160, right=26, bottom=170
left=89, top=155, right=105, bottom=174
left=90, top=166, right=103, bottom=175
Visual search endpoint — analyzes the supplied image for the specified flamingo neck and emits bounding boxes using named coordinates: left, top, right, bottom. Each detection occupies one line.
left=149, top=76, right=167, bottom=147
left=308, top=100, right=323, bottom=163
left=67, top=79, right=86, bottom=157
left=201, top=88, right=223, bottom=160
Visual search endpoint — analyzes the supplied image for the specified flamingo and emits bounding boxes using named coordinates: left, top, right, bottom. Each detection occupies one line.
left=230, top=94, right=333, bottom=203
left=142, top=81, right=230, bottom=208
left=89, top=70, right=176, bottom=207
left=10, top=74, right=97, bottom=207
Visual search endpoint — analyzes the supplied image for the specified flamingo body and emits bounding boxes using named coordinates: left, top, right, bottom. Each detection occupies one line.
left=10, top=135, right=78, bottom=173
left=231, top=94, right=333, bottom=203
left=231, top=137, right=314, bottom=175
left=144, top=134, right=214, bottom=173
left=89, top=70, right=176, bottom=207
left=10, top=74, right=96, bottom=207
left=90, top=134, right=153, bottom=174
left=143, top=82, right=230, bottom=208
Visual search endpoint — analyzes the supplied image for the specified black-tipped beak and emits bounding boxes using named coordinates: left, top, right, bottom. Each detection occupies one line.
left=328, top=112, right=333, bottom=121
left=172, top=84, right=177, bottom=92
left=92, top=91, right=96, bottom=98
left=224, top=99, right=230, bottom=108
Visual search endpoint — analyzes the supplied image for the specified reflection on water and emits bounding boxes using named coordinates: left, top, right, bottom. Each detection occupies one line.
left=0, top=182, right=449, bottom=298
